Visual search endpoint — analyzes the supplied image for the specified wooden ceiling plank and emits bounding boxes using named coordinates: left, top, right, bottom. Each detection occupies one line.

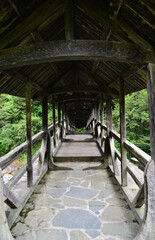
left=0, top=0, right=62, bottom=49
left=0, top=40, right=153, bottom=70
left=77, top=0, right=153, bottom=50
left=8, top=0, right=60, bottom=77
left=3, top=69, right=43, bottom=91
left=109, top=64, right=146, bottom=88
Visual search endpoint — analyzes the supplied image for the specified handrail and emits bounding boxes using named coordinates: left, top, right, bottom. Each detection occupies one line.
left=0, top=124, right=56, bottom=170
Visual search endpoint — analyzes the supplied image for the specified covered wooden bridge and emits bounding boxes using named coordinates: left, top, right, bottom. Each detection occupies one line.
left=0, top=0, right=155, bottom=239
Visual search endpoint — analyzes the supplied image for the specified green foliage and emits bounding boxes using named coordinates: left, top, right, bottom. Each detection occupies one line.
left=77, top=127, right=86, bottom=133
left=112, top=89, right=150, bottom=155
left=0, top=94, right=54, bottom=156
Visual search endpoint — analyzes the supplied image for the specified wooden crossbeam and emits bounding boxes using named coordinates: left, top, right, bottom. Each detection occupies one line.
left=0, top=40, right=154, bottom=70
left=45, top=85, right=105, bottom=97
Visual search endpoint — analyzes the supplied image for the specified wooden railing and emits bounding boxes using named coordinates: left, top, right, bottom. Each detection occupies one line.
left=87, top=118, right=150, bottom=223
left=0, top=119, right=68, bottom=228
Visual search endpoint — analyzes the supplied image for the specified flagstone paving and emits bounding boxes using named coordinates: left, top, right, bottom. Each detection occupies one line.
left=11, top=163, right=140, bottom=240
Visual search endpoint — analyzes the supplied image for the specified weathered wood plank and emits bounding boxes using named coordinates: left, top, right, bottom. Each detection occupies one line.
left=0, top=40, right=154, bottom=70
left=25, top=81, right=33, bottom=187
left=3, top=184, right=20, bottom=209
left=120, top=78, right=127, bottom=186
left=0, top=169, right=14, bottom=240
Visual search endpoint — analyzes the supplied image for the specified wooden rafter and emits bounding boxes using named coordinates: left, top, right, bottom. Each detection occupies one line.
left=0, top=40, right=154, bottom=70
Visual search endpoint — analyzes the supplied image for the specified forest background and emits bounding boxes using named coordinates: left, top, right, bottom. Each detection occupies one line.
left=0, top=89, right=150, bottom=158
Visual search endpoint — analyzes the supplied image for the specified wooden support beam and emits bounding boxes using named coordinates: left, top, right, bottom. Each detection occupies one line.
left=65, top=0, right=74, bottom=40
left=120, top=78, right=127, bottom=186
left=37, top=85, right=107, bottom=98
left=52, top=96, right=56, bottom=148
left=3, top=69, right=43, bottom=91
left=0, top=40, right=154, bottom=70
left=147, top=64, right=155, bottom=160
left=135, top=63, right=155, bottom=239
left=25, top=81, right=33, bottom=187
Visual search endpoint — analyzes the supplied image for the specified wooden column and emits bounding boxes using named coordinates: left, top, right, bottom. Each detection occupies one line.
left=43, top=97, right=48, bottom=133
left=106, top=96, right=112, bottom=136
left=120, top=78, right=127, bottom=186
left=135, top=64, right=155, bottom=239
left=52, top=96, right=56, bottom=148
left=58, top=102, right=61, bottom=127
left=100, top=95, right=104, bottom=147
left=25, top=81, right=33, bottom=187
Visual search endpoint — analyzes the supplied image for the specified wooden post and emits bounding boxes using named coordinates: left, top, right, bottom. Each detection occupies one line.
left=43, top=96, right=48, bottom=164
left=135, top=64, right=155, bottom=239
left=25, top=81, right=33, bottom=187
left=101, top=95, right=104, bottom=147
left=58, top=102, right=61, bottom=127
left=0, top=169, right=14, bottom=240
left=106, top=96, right=112, bottom=136
left=52, top=96, right=56, bottom=148
left=120, top=78, right=127, bottom=186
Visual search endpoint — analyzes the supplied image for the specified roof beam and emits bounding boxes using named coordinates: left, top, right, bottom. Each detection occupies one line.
left=77, top=0, right=153, bottom=50
left=0, top=40, right=154, bottom=70
left=38, top=85, right=105, bottom=98
left=65, top=0, right=74, bottom=40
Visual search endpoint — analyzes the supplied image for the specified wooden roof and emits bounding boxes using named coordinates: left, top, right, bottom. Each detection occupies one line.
left=0, top=0, right=155, bottom=126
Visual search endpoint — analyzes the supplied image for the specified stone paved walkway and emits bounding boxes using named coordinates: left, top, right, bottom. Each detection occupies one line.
left=11, top=163, right=139, bottom=240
